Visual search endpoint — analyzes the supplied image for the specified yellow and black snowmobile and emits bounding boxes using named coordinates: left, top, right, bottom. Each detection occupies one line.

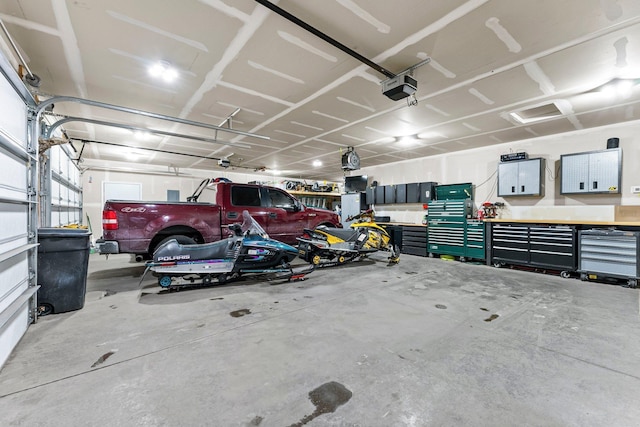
left=297, top=209, right=399, bottom=267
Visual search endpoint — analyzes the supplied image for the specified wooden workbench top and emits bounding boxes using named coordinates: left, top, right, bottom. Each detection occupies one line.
left=484, top=218, right=640, bottom=226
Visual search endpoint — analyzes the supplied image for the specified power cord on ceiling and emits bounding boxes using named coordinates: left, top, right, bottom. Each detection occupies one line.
left=406, top=93, right=418, bottom=107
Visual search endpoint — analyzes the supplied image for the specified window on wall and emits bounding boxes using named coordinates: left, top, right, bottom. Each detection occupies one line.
left=167, top=190, right=180, bottom=201
left=102, top=182, right=142, bottom=205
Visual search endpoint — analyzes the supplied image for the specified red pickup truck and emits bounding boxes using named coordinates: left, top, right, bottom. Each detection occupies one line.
left=96, top=179, right=341, bottom=260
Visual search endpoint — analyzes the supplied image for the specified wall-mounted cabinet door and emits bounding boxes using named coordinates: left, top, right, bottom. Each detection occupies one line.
left=497, top=162, right=519, bottom=196
left=588, top=149, right=620, bottom=192
left=561, top=148, right=620, bottom=194
left=497, top=158, right=543, bottom=196
left=561, top=153, right=590, bottom=193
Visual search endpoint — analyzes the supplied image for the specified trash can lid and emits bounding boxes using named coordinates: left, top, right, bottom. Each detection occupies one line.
left=38, top=228, right=92, bottom=238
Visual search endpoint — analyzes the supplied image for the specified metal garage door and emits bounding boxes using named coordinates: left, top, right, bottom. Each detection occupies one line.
left=0, top=51, right=38, bottom=369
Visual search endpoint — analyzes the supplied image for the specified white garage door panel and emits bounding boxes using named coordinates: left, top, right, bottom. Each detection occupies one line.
left=0, top=75, right=27, bottom=148
left=0, top=254, right=29, bottom=314
left=0, top=50, right=38, bottom=371
left=0, top=301, right=30, bottom=369
left=0, top=149, right=28, bottom=201
left=0, top=203, right=28, bottom=255
left=51, top=180, right=60, bottom=203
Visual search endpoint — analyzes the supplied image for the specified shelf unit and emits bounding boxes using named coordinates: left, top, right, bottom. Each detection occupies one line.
left=289, top=190, right=341, bottom=210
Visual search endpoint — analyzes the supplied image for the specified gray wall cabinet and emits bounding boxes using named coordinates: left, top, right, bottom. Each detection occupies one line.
left=497, top=158, right=544, bottom=197
left=560, top=148, right=621, bottom=194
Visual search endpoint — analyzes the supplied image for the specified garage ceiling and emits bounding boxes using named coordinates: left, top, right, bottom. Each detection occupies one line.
left=1, top=0, right=640, bottom=180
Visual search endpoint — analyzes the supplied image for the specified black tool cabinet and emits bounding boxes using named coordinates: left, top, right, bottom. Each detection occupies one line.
left=401, top=225, right=428, bottom=256
left=489, top=222, right=577, bottom=275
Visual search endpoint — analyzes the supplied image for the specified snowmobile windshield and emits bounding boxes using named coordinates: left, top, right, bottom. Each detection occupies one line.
left=240, top=210, right=269, bottom=239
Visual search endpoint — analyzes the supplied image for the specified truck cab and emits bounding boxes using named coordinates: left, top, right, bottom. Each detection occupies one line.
left=197, top=180, right=340, bottom=244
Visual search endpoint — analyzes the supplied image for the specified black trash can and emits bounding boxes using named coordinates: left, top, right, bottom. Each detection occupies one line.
left=37, top=228, right=92, bottom=315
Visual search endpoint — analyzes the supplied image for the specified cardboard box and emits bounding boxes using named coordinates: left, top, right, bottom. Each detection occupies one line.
left=614, top=206, right=640, bottom=222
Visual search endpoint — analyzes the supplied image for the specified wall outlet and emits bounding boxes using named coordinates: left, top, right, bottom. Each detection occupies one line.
left=631, top=186, right=640, bottom=194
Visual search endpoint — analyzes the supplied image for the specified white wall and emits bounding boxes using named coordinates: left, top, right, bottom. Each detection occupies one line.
left=359, top=120, right=640, bottom=223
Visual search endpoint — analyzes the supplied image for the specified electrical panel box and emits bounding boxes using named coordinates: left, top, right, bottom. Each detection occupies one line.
left=497, top=158, right=544, bottom=197
left=560, top=148, right=621, bottom=194
left=341, top=192, right=367, bottom=227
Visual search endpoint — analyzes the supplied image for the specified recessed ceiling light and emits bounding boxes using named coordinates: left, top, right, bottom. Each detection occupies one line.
left=313, top=160, right=322, bottom=167
left=397, top=135, right=419, bottom=146
left=600, top=78, right=635, bottom=98
left=148, top=60, right=178, bottom=83
left=134, top=130, right=151, bottom=140
left=271, top=169, right=281, bottom=175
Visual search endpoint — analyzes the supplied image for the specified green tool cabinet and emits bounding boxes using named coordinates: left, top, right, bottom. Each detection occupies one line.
left=426, top=183, right=486, bottom=261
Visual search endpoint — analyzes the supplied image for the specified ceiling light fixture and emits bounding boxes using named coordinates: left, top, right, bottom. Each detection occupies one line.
left=417, top=131, right=443, bottom=139
left=134, top=130, right=151, bottom=140
left=312, top=160, right=322, bottom=167
left=148, top=60, right=178, bottom=83
left=397, top=135, right=419, bottom=146
left=599, top=78, right=638, bottom=98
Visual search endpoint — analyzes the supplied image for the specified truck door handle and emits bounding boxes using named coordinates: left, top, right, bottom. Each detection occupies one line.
left=227, top=211, right=238, bottom=219
left=308, top=213, right=316, bottom=217
left=268, top=213, right=277, bottom=218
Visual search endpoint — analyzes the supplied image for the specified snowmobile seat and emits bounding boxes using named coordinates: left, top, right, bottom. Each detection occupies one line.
left=153, top=237, right=240, bottom=262
left=315, top=225, right=361, bottom=242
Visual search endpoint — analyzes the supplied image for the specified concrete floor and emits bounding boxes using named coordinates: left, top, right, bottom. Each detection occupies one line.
left=1, top=252, right=640, bottom=426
